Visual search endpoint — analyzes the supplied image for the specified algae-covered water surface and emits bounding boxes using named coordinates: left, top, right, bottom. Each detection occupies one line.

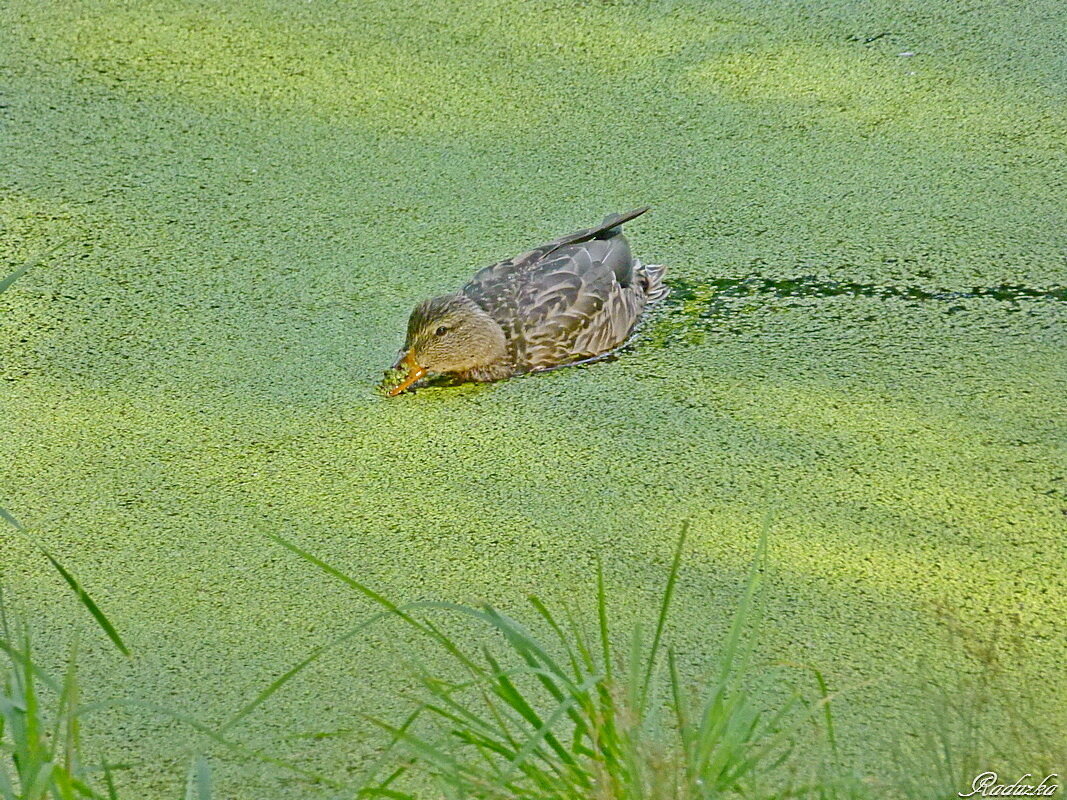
left=2, top=0, right=1065, bottom=795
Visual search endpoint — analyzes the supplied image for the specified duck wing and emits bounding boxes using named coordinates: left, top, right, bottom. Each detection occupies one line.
left=522, top=237, right=655, bottom=367
left=463, top=239, right=637, bottom=370
left=463, top=207, right=648, bottom=309
left=462, top=209, right=650, bottom=369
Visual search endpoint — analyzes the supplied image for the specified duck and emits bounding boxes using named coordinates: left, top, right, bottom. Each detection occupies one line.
left=385, top=207, right=667, bottom=396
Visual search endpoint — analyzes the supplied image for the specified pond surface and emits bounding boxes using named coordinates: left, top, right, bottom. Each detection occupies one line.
left=2, top=0, right=1065, bottom=795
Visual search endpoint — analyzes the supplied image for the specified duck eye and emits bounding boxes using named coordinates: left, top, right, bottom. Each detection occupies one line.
left=435, top=325, right=449, bottom=337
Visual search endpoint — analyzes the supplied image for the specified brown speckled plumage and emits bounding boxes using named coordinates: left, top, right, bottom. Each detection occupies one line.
left=387, top=208, right=666, bottom=394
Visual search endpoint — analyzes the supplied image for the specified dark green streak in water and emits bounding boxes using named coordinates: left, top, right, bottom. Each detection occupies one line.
left=667, top=275, right=1067, bottom=306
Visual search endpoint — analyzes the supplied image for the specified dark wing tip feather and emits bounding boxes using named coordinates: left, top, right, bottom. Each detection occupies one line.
left=542, top=207, right=651, bottom=256
left=592, top=207, right=650, bottom=240
left=600, top=207, right=650, bottom=232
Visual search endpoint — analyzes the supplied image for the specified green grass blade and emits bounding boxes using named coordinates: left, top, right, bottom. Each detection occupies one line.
left=717, top=518, right=769, bottom=686
left=365, top=714, right=467, bottom=776
left=418, top=601, right=576, bottom=697
left=667, top=648, right=689, bottom=743
left=809, top=667, right=836, bottom=756
left=641, top=520, right=688, bottom=706
left=527, top=595, right=587, bottom=679
left=20, top=632, right=46, bottom=778
left=22, top=761, right=54, bottom=800
left=0, top=762, right=15, bottom=800
left=1, top=510, right=129, bottom=656
left=596, top=557, right=612, bottom=685
left=501, top=672, right=600, bottom=782
left=184, top=755, right=212, bottom=800
left=415, top=673, right=520, bottom=751
left=102, top=761, right=118, bottom=800
left=0, top=237, right=71, bottom=295
left=0, top=509, right=20, bottom=528
left=218, top=608, right=400, bottom=734
left=267, top=534, right=493, bottom=675
left=264, top=532, right=404, bottom=615
left=479, top=651, right=575, bottom=769
left=478, top=606, right=573, bottom=694
left=40, top=551, right=129, bottom=657
left=57, top=638, right=81, bottom=775
left=358, top=707, right=422, bottom=792
left=70, top=776, right=110, bottom=799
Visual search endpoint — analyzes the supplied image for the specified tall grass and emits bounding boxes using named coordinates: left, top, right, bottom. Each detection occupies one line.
left=1, top=244, right=126, bottom=650
left=265, top=522, right=824, bottom=799
left=1, top=242, right=146, bottom=798
left=0, top=511, right=128, bottom=658
left=0, top=591, right=118, bottom=800
left=0, top=239, right=70, bottom=295
left=2, top=512, right=1050, bottom=798
left=885, top=603, right=1065, bottom=800
left=0, top=586, right=218, bottom=799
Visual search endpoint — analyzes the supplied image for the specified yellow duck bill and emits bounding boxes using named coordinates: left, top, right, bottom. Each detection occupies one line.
left=388, top=352, right=427, bottom=396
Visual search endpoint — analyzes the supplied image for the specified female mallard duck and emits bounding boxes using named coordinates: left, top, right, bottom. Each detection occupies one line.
left=386, top=207, right=667, bottom=395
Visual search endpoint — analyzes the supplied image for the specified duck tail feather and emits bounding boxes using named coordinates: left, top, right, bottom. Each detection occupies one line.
left=595, top=206, right=651, bottom=240
left=542, top=208, right=650, bottom=256
left=640, top=260, right=669, bottom=303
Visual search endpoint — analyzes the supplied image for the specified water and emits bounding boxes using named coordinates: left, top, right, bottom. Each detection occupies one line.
left=1, top=0, right=1064, bottom=795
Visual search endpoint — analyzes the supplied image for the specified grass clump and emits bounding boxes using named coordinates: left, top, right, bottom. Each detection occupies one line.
left=268, top=521, right=815, bottom=799
left=0, top=242, right=133, bottom=798
left=3, top=504, right=1046, bottom=799
left=0, top=592, right=120, bottom=800
left=0, top=588, right=219, bottom=800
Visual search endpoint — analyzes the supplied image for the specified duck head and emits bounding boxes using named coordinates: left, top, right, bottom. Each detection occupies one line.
left=388, top=293, right=508, bottom=396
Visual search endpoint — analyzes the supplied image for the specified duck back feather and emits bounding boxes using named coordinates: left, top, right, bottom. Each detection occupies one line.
left=460, top=208, right=665, bottom=374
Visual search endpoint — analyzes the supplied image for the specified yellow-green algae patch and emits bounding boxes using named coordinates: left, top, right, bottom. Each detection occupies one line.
left=2, top=0, right=1065, bottom=795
